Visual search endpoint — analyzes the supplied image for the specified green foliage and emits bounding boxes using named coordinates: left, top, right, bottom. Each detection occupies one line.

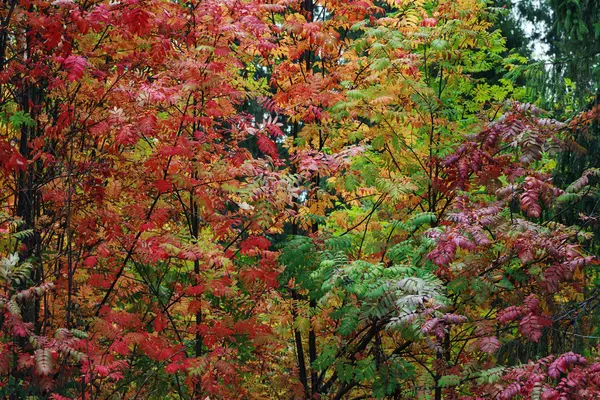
left=0, top=253, right=33, bottom=285
left=438, top=374, right=461, bottom=388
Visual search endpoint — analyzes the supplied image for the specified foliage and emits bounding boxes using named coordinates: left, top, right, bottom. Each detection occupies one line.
left=0, top=0, right=598, bottom=399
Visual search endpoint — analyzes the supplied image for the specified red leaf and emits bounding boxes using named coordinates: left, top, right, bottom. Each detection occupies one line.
left=240, top=236, right=271, bottom=253
left=165, top=362, right=185, bottom=374
left=153, top=312, right=167, bottom=333
left=0, top=140, right=27, bottom=172
left=498, top=306, right=521, bottom=323
left=63, top=55, right=87, bottom=82
left=154, top=179, right=173, bottom=193
left=520, top=177, right=542, bottom=218
left=519, top=314, right=551, bottom=342
left=479, top=336, right=501, bottom=354
left=50, top=394, right=72, bottom=400
left=257, top=134, right=279, bottom=159
left=122, top=8, right=152, bottom=36
left=84, top=256, right=97, bottom=267
left=109, top=339, right=130, bottom=356
left=12, top=321, right=29, bottom=337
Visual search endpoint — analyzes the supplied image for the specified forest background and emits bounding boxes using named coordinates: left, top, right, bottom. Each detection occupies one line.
left=1, top=0, right=600, bottom=399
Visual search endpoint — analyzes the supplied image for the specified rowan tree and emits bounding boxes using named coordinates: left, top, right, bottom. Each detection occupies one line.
left=0, top=0, right=598, bottom=399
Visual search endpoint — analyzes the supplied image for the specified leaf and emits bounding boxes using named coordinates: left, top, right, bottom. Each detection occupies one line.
left=9, top=111, right=35, bottom=128
left=438, top=374, right=461, bottom=387
left=370, top=58, right=391, bottom=71
left=420, top=18, right=438, bottom=27
left=519, top=314, right=551, bottom=342
left=153, top=312, right=167, bottom=333
left=409, top=212, right=437, bottom=229
left=122, top=8, right=152, bottom=36
left=520, top=177, right=542, bottom=218
left=63, top=55, right=87, bottom=82
left=84, top=256, right=97, bottom=267
left=431, top=39, right=448, bottom=51
left=154, top=179, right=173, bottom=193
left=240, top=236, right=270, bottom=253
left=476, top=366, right=504, bottom=384
left=35, top=349, right=54, bottom=375
left=555, top=192, right=580, bottom=203
left=257, top=134, right=279, bottom=159
left=479, top=336, right=501, bottom=354
left=50, top=394, right=73, bottom=400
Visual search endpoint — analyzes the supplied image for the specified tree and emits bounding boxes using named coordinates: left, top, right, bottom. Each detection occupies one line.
left=0, top=1, right=292, bottom=397
left=267, top=0, right=599, bottom=399
left=0, top=0, right=598, bottom=399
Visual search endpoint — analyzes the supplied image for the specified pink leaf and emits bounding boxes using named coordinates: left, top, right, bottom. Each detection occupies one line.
left=420, top=18, right=438, bottom=27
left=479, top=336, right=501, bottom=354
left=63, top=55, right=87, bottom=82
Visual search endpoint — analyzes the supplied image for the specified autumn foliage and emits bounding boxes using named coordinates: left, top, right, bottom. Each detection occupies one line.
left=0, top=0, right=599, bottom=399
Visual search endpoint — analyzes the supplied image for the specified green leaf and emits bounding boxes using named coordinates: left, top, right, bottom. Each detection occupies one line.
left=438, top=374, right=461, bottom=388
left=409, top=212, right=437, bottom=229
left=431, top=39, right=448, bottom=51
left=556, top=192, right=580, bottom=203
left=476, top=366, right=505, bottom=384
left=370, top=58, right=391, bottom=71
left=9, top=111, right=35, bottom=129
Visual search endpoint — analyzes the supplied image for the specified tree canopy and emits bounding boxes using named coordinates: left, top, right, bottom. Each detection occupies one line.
left=0, top=0, right=599, bottom=399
